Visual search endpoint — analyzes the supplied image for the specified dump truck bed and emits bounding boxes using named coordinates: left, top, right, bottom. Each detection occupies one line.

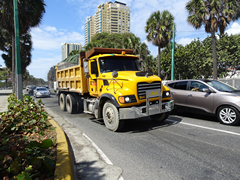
left=56, top=54, right=88, bottom=94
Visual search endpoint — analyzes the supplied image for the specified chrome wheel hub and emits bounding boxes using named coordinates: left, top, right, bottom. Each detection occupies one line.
left=105, top=107, right=114, bottom=124
left=220, top=108, right=236, bottom=124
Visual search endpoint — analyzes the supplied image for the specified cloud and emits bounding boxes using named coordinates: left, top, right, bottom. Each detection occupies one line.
left=27, top=55, right=61, bottom=80
left=31, top=25, right=84, bottom=50
left=177, top=37, right=194, bottom=46
left=226, top=22, right=240, bottom=35
left=28, top=25, right=85, bottom=80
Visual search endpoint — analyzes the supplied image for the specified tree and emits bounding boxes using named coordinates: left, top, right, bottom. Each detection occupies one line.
left=1, top=32, right=32, bottom=75
left=160, top=34, right=240, bottom=80
left=186, top=0, right=240, bottom=80
left=216, top=33, right=240, bottom=77
left=0, top=67, right=12, bottom=88
left=145, top=10, right=175, bottom=77
left=68, top=49, right=81, bottom=56
left=0, top=0, right=46, bottom=93
left=145, top=55, right=157, bottom=73
left=84, top=33, right=150, bottom=69
left=47, top=66, right=56, bottom=82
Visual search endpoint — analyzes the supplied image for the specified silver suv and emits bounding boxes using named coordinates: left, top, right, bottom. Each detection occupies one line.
left=167, top=79, right=240, bottom=126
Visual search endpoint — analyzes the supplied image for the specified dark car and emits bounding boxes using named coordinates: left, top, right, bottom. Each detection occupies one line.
left=167, top=79, right=240, bottom=126
left=28, top=86, right=36, bottom=94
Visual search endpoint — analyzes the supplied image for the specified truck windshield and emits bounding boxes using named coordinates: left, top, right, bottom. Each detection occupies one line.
left=99, top=56, right=140, bottom=73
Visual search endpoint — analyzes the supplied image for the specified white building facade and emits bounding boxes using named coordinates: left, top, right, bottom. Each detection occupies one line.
left=61, top=43, right=82, bottom=60
left=84, top=1, right=131, bottom=45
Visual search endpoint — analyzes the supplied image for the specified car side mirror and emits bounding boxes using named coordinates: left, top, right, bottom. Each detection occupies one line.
left=202, top=88, right=211, bottom=93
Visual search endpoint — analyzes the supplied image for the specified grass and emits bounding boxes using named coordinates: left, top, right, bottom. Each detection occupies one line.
left=0, top=94, right=57, bottom=179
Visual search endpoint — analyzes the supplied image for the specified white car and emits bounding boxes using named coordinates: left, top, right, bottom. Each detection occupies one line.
left=34, top=87, right=50, bottom=98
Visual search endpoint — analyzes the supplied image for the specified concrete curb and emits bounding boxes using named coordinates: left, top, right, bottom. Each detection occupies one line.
left=48, top=117, right=75, bottom=180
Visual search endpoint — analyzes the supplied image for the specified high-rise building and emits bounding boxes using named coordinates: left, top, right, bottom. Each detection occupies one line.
left=61, top=43, right=82, bottom=60
left=84, top=1, right=131, bottom=45
left=85, top=16, right=95, bottom=45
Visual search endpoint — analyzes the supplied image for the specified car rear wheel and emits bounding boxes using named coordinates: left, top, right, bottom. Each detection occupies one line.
left=217, top=106, right=240, bottom=125
left=150, top=112, right=169, bottom=122
left=103, top=101, right=124, bottom=132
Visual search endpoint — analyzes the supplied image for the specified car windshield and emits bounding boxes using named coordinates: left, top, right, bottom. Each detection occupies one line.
left=98, top=56, right=140, bottom=73
left=37, top=88, right=47, bottom=91
left=204, top=80, right=237, bottom=92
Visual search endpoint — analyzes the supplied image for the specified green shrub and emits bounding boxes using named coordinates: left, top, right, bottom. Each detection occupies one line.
left=0, top=94, right=56, bottom=179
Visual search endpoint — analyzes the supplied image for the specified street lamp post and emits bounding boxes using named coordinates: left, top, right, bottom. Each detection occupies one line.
left=13, top=0, right=23, bottom=99
left=171, top=24, right=175, bottom=80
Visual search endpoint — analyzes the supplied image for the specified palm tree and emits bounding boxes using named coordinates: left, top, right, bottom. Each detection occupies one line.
left=145, top=10, right=175, bottom=77
left=69, top=49, right=81, bottom=56
left=0, top=0, right=46, bottom=93
left=186, top=0, right=240, bottom=80
left=145, top=55, right=157, bottom=73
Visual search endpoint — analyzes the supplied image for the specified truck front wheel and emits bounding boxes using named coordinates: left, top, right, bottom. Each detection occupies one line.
left=103, top=101, right=124, bottom=132
left=150, top=112, right=169, bottom=122
left=60, top=93, right=66, bottom=111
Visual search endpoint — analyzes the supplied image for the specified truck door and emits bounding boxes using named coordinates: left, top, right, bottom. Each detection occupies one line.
left=89, top=60, right=99, bottom=95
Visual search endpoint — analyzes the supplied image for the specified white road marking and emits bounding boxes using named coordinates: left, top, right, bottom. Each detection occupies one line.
left=83, top=133, right=124, bottom=180
left=168, top=119, right=240, bottom=136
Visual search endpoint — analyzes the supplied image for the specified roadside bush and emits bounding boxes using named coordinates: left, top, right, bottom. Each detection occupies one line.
left=0, top=94, right=57, bottom=179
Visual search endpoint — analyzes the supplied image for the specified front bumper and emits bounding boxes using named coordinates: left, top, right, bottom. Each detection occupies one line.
left=119, top=100, right=174, bottom=119
left=35, top=93, right=50, bottom=98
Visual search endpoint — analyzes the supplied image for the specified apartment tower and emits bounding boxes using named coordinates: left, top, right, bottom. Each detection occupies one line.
left=61, top=43, right=82, bottom=60
left=85, top=1, right=130, bottom=45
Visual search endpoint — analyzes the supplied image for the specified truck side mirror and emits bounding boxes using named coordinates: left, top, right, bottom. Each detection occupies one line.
left=84, top=72, right=90, bottom=79
left=83, top=61, right=90, bottom=78
left=161, top=70, right=166, bottom=76
left=112, top=70, right=118, bottom=78
left=84, top=61, right=89, bottom=73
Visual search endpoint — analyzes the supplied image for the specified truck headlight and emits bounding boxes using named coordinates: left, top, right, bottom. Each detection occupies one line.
left=163, top=91, right=171, bottom=98
left=118, top=95, right=137, bottom=104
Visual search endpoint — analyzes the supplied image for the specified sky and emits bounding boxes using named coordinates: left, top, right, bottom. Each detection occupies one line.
left=0, top=0, right=240, bottom=81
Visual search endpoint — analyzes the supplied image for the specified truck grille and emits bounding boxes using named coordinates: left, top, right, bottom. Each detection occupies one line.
left=137, top=81, right=161, bottom=100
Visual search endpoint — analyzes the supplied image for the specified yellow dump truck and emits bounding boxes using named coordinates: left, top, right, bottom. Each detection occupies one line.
left=56, top=47, right=174, bottom=131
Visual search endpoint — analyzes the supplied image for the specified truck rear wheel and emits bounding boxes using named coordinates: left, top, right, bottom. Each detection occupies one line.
left=60, top=93, right=66, bottom=111
left=103, top=101, right=124, bottom=132
left=72, top=94, right=83, bottom=113
left=150, top=112, right=169, bottom=122
left=66, top=94, right=77, bottom=114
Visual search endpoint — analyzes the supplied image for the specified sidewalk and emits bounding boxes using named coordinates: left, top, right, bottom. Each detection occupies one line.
left=0, top=90, right=123, bottom=180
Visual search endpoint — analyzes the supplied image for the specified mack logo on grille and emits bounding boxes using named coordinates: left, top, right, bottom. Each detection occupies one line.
left=137, top=81, right=161, bottom=100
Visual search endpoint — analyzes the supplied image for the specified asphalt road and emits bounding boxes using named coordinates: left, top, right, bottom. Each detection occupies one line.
left=38, top=93, right=240, bottom=180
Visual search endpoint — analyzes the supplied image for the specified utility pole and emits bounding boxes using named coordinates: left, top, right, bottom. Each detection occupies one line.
left=171, top=24, right=175, bottom=80
left=13, top=0, right=23, bottom=99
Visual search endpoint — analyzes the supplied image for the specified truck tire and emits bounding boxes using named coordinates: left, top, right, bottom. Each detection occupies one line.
left=103, top=101, right=124, bottom=132
left=66, top=94, right=77, bottom=114
left=60, top=93, right=66, bottom=111
left=150, top=112, right=169, bottom=122
left=72, top=94, right=83, bottom=113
